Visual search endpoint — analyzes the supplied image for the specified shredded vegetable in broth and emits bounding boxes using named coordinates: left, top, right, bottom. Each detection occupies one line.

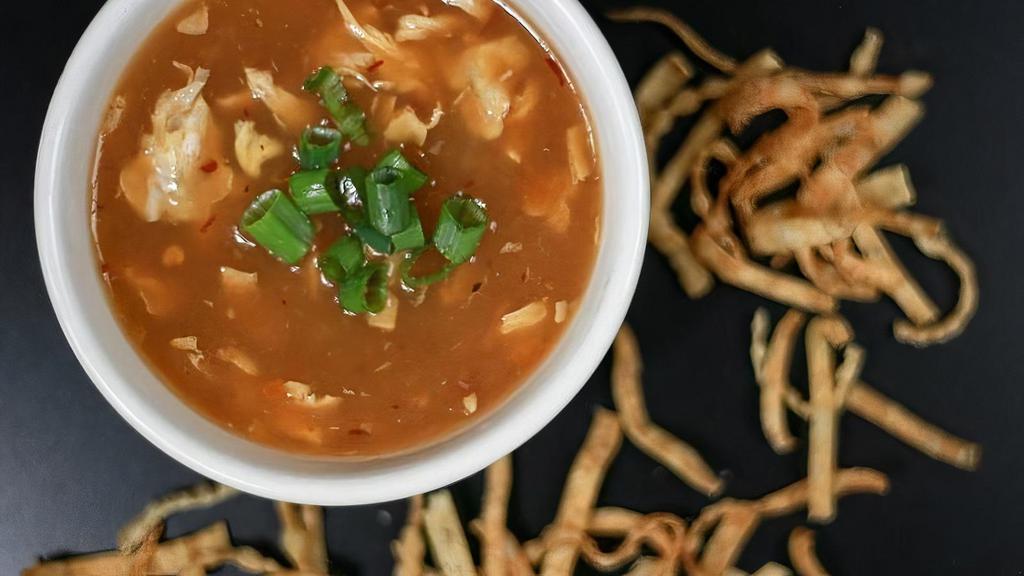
left=91, top=0, right=601, bottom=456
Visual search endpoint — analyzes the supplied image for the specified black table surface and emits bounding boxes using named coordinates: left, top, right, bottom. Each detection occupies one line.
left=4, top=0, right=1024, bottom=574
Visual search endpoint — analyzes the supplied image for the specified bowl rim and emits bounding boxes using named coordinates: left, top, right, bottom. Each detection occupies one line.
left=35, top=0, right=648, bottom=505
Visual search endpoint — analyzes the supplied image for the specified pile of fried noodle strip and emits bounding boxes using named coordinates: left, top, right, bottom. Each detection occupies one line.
left=24, top=7, right=981, bottom=576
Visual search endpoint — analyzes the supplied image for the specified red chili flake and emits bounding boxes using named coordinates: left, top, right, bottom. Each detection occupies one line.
left=545, top=56, right=566, bottom=87
left=242, top=107, right=251, bottom=119
left=244, top=184, right=251, bottom=193
left=100, top=263, right=110, bottom=275
left=281, top=299, right=288, bottom=306
left=199, top=214, right=217, bottom=233
left=200, top=160, right=218, bottom=173
left=348, top=428, right=371, bottom=436
left=367, top=59, right=385, bottom=73
left=464, top=180, right=476, bottom=189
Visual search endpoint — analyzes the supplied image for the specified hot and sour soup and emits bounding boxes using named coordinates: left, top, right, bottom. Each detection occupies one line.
left=92, top=0, right=602, bottom=456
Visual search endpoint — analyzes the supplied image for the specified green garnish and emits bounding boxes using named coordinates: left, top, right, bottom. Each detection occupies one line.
left=289, top=168, right=340, bottom=215
left=241, top=190, right=314, bottom=265
left=303, top=66, right=369, bottom=146
left=297, top=126, right=342, bottom=171
left=365, top=167, right=411, bottom=237
left=433, top=196, right=489, bottom=265
left=318, top=235, right=365, bottom=284
left=400, top=248, right=456, bottom=289
left=374, top=149, right=428, bottom=196
left=333, top=167, right=392, bottom=253
left=390, top=204, right=426, bottom=252
left=340, top=261, right=389, bottom=314
left=241, top=72, right=494, bottom=320
left=337, top=167, right=369, bottom=208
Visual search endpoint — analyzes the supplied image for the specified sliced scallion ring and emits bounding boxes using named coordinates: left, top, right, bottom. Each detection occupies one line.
left=391, top=204, right=426, bottom=252
left=400, top=248, right=456, bottom=289
left=318, top=235, right=366, bottom=284
left=340, top=261, right=389, bottom=314
left=297, top=126, right=342, bottom=171
left=433, top=196, right=489, bottom=265
left=365, top=168, right=411, bottom=237
left=303, top=66, right=369, bottom=146
left=289, top=168, right=340, bottom=215
left=374, top=149, right=428, bottom=196
left=241, top=190, right=314, bottom=265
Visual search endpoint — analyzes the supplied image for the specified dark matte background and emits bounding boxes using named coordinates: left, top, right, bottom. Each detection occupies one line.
left=3, top=0, right=1023, bottom=574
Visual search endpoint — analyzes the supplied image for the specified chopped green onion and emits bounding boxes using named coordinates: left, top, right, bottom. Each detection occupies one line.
left=297, top=126, right=342, bottom=170
left=351, top=220, right=392, bottom=255
left=365, top=168, right=411, bottom=236
left=374, top=150, right=428, bottom=196
left=303, top=66, right=369, bottom=146
left=336, top=103, right=370, bottom=146
left=391, top=205, right=425, bottom=252
left=303, top=66, right=349, bottom=109
left=289, top=168, right=340, bottom=215
left=319, top=235, right=365, bottom=284
left=241, top=190, right=314, bottom=265
left=434, top=196, right=489, bottom=265
left=337, top=166, right=369, bottom=208
left=400, top=248, right=456, bottom=289
left=340, top=261, right=389, bottom=314
left=333, top=169, right=393, bottom=253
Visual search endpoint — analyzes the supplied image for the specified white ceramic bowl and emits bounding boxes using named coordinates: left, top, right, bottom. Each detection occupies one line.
left=36, top=0, right=647, bottom=505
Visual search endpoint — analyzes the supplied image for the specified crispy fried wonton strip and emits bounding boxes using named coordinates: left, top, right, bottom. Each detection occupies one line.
left=750, top=308, right=770, bottom=379
left=846, top=381, right=981, bottom=470
left=607, top=8, right=738, bottom=73
left=698, top=504, right=762, bottom=575
left=774, top=373, right=981, bottom=472
left=855, top=165, right=917, bottom=209
left=725, top=106, right=867, bottom=220
left=580, top=513, right=688, bottom=571
left=423, top=491, right=476, bottom=576
left=275, top=502, right=328, bottom=573
left=691, top=227, right=837, bottom=313
left=646, top=50, right=782, bottom=299
left=541, top=408, right=622, bottom=576
left=752, top=309, right=808, bottom=453
left=691, top=139, right=740, bottom=229
left=649, top=212, right=715, bottom=299
left=805, top=316, right=851, bottom=523
left=753, top=562, right=795, bottom=576
left=588, top=507, right=645, bottom=536
left=127, top=521, right=163, bottom=576
left=754, top=468, right=890, bottom=518
left=480, top=455, right=513, bottom=576
left=850, top=28, right=884, bottom=77
left=648, top=114, right=719, bottom=299
left=654, top=49, right=783, bottom=215
left=613, top=325, right=723, bottom=496
left=392, top=495, right=426, bottom=576
left=832, top=343, right=866, bottom=409
left=118, top=482, right=238, bottom=553
left=467, top=523, right=533, bottom=576
left=26, top=523, right=234, bottom=576
left=879, top=220, right=979, bottom=346
left=828, top=237, right=902, bottom=292
left=635, top=52, right=693, bottom=123
left=851, top=226, right=939, bottom=325
left=788, top=528, right=829, bottom=576
left=795, top=247, right=880, bottom=302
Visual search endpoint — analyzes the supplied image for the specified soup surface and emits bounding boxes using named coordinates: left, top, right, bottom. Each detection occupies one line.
left=92, top=0, right=601, bottom=456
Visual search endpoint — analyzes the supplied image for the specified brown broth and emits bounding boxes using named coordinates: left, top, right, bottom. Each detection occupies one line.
left=92, top=0, right=601, bottom=456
